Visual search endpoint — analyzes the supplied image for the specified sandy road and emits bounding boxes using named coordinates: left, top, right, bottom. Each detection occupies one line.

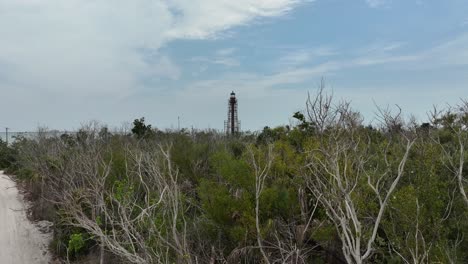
left=0, top=171, right=52, bottom=264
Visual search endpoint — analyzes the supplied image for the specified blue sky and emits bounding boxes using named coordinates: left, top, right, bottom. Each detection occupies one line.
left=1, top=0, right=468, bottom=131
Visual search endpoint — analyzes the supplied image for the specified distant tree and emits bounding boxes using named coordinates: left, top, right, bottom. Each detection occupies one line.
left=131, top=117, right=152, bottom=139
left=0, top=138, right=17, bottom=169
left=256, top=126, right=288, bottom=145
left=98, top=126, right=112, bottom=142
left=293, top=111, right=313, bottom=132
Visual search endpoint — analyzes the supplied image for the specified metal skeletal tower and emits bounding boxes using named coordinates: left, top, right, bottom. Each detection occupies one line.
left=225, top=91, right=240, bottom=134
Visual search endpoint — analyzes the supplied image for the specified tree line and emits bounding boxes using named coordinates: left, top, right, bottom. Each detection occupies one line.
left=1, top=89, right=467, bottom=263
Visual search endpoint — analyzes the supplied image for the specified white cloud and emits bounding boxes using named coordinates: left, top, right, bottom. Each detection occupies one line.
left=365, top=0, right=388, bottom=8
left=416, top=33, right=468, bottom=67
left=191, top=47, right=240, bottom=67
left=162, top=32, right=468, bottom=130
left=278, top=47, right=336, bottom=67
left=164, top=0, right=302, bottom=39
left=354, top=33, right=468, bottom=71
left=361, top=42, right=405, bottom=53
left=174, top=33, right=468, bottom=130
left=279, top=51, right=312, bottom=66
left=191, top=56, right=240, bottom=67
left=0, top=0, right=303, bottom=130
left=182, top=33, right=468, bottom=105
left=147, top=56, right=182, bottom=80
left=216, top=48, right=237, bottom=56
left=351, top=54, right=419, bottom=66
left=0, top=0, right=301, bottom=98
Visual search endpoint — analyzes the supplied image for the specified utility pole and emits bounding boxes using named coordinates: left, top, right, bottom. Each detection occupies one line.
left=5, top=127, right=9, bottom=145
left=178, top=116, right=180, bottom=131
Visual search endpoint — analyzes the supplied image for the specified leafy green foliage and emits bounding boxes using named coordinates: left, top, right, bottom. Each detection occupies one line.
left=0, top=138, right=17, bottom=169
left=7, top=102, right=468, bottom=263
left=68, top=233, right=86, bottom=256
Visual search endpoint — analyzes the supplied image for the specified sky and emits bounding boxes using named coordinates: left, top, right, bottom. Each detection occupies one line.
left=1, top=0, right=468, bottom=132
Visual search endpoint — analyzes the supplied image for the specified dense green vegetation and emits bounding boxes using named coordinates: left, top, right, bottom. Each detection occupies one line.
left=1, top=92, right=468, bottom=263
left=0, top=138, right=17, bottom=169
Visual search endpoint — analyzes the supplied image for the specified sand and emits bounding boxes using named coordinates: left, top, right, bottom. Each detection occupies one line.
left=0, top=171, right=52, bottom=263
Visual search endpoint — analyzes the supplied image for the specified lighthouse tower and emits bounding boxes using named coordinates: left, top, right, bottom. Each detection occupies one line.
left=224, top=91, right=240, bottom=135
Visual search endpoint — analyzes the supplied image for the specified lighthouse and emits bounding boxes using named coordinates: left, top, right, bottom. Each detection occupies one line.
left=224, top=91, right=240, bottom=135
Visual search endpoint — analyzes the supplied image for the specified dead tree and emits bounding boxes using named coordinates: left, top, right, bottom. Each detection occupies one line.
left=30, top=125, right=194, bottom=264
left=249, top=144, right=274, bottom=264
left=430, top=101, right=468, bottom=208
left=303, top=89, right=416, bottom=264
left=247, top=142, right=327, bottom=264
left=388, top=199, right=432, bottom=264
